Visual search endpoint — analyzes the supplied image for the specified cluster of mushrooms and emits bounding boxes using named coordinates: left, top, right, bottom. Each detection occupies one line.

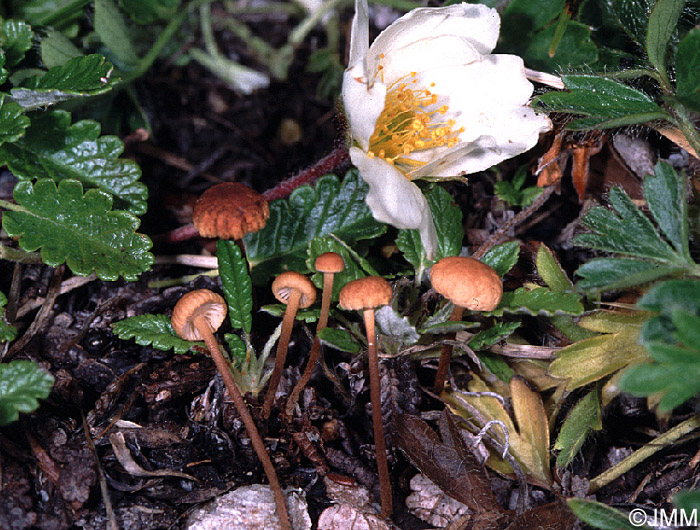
left=169, top=182, right=504, bottom=527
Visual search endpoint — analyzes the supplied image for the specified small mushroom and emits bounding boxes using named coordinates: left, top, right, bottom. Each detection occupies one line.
left=263, top=271, right=317, bottom=418
left=430, top=256, right=503, bottom=393
left=193, top=182, right=270, bottom=241
left=286, top=252, right=345, bottom=417
left=339, top=276, right=393, bottom=517
left=171, top=289, right=291, bottom=530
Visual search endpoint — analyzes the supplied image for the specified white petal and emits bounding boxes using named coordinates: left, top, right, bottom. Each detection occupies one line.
left=350, top=147, right=438, bottom=259
left=348, top=0, right=370, bottom=68
left=342, top=66, right=386, bottom=151
left=367, top=3, right=499, bottom=74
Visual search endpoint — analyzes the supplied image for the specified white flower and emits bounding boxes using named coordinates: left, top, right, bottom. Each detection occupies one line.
left=342, top=0, right=551, bottom=259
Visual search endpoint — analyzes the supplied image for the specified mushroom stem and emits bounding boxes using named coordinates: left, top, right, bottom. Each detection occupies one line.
left=285, top=272, right=335, bottom=417
left=263, top=289, right=302, bottom=418
left=363, top=307, right=393, bottom=518
left=192, top=314, right=291, bottom=530
left=433, top=304, right=465, bottom=394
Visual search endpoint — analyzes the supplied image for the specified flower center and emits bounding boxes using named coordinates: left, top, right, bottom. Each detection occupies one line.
left=368, top=59, right=464, bottom=177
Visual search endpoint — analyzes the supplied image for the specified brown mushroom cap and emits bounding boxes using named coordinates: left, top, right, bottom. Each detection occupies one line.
left=430, top=256, right=502, bottom=311
left=171, top=289, right=228, bottom=341
left=193, top=182, right=270, bottom=240
left=339, top=276, right=392, bottom=311
left=272, top=271, right=317, bottom=308
left=315, top=252, right=345, bottom=273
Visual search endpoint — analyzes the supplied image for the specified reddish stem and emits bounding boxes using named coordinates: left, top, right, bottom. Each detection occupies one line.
left=433, top=305, right=465, bottom=394
left=364, top=308, right=393, bottom=517
left=192, top=314, right=291, bottom=530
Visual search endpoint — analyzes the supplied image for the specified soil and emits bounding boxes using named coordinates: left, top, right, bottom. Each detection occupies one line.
left=1, top=4, right=699, bottom=530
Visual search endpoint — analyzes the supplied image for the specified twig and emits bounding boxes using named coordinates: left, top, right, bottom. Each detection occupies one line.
left=154, top=254, right=219, bottom=268
left=16, top=273, right=97, bottom=319
left=82, top=411, right=118, bottom=530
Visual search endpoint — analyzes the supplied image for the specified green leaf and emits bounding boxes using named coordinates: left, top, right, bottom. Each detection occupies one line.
left=576, top=258, right=685, bottom=293
left=0, top=110, right=147, bottom=215
left=40, top=30, right=83, bottom=69
left=94, top=0, right=140, bottom=68
left=498, top=287, right=583, bottom=316
left=638, top=279, right=700, bottom=313
left=396, top=185, right=464, bottom=274
left=480, top=352, right=515, bottom=382
left=224, top=333, right=247, bottom=367
left=502, top=0, right=565, bottom=32
left=608, top=0, right=651, bottom=47
left=536, top=244, right=574, bottom=292
left=574, top=188, right=678, bottom=261
left=0, top=19, right=34, bottom=67
left=12, top=0, right=88, bottom=26
left=307, top=236, right=366, bottom=301
left=533, top=75, right=668, bottom=128
left=217, top=240, right=253, bottom=333
left=646, top=0, right=685, bottom=79
left=119, top=0, right=179, bottom=24
left=2, top=179, right=153, bottom=281
left=112, top=314, right=196, bottom=354
left=0, top=360, right=54, bottom=426
left=494, top=168, right=543, bottom=207
left=0, top=292, right=18, bottom=343
left=468, top=321, right=521, bottom=351
left=481, top=241, right=520, bottom=277
left=567, top=498, right=650, bottom=530
left=10, top=55, right=118, bottom=110
left=375, top=305, right=420, bottom=350
left=644, top=161, right=690, bottom=260
left=523, top=21, right=599, bottom=72
left=0, top=94, right=30, bottom=147
left=554, top=389, right=602, bottom=468
left=318, top=327, right=361, bottom=354
left=260, top=304, right=320, bottom=323
left=620, top=362, right=700, bottom=411
left=675, top=28, right=700, bottom=111
left=244, top=170, right=385, bottom=283
left=673, top=489, right=700, bottom=513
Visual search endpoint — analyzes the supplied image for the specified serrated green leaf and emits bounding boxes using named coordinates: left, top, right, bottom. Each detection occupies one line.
left=40, top=30, right=83, bottom=69
left=645, top=162, right=691, bottom=260
left=318, top=327, right=361, bottom=353
left=307, top=236, right=366, bottom=301
left=119, top=0, right=179, bottom=24
left=0, top=292, right=18, bottom=343
left=499, top=287, right=583, bottom=316
left=0, top=94, right=30, bottom=147
left=620, top=362, right=700, bottom=411
left=638, top=278, right=700, bottom=313
left=0, top=110, right=147, bottom=214
left=224, top=333, right=247, bottom=367
left=536, top=244, right=573, bottom=292
left=95, top=0, right=140, bottom=68
left=10, top=55, right=118, bottom=110
left=0, top=19, right=33, bottom=67
left=396, top=185, right=464, bottom=274
left=645, top=340, right=699, bottom=363
left=217, top=240, right=253, bottom=333
left=0, top=360, right=54, bottom=426
left=481, top=241, right=520, bottom=277
left=0, top=52, right=8, bottom=84
left=2, top=179, right=153, bottom=281
left=608, top=0, right=651, bottom=47
left=672, top=310, right=700, bottom=350
left=260, top=304, right=320, bottom=323
left=244, top=170, right=385, bottom=283
left=502, top=0, right=565, bottom=31
left=523, top=21, right=599, bottom=71
left=566, top=112, right=670, bottom=130
left=479, top=352, right=515, bottom=382
left=468, top=321, right=520, bottom=351
left=534, top=75, right=666, bottom=125
left=574, top=188, right=678, bottom=261
left=575, top=258, right=685, bottom=293
left=12, top=0, right=88, bottom=26
left=112, top=314, right=196, bottom=353
left=420, top=320, right=479, bottom=335
left=673, top=490, right=700, bottom=513
left=554, top=389, right=602, bottom=468
left=646, top=0, right=685, bottom=79
left=675, top=28, right=700, bottom=111
left=567, top=498, right=649, bottom=530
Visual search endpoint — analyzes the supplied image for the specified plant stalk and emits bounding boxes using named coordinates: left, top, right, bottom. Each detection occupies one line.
left=433, top=305, right=464, bottom=394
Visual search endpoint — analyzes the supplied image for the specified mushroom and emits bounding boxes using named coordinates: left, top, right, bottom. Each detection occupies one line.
left=286, top=252, right=345, bottom=417
left=262, top=271, right=317, bottom=418
left=171, top=289, right=291, bottom=530
left=339, top=276, right=393, bottom=517
left=430, top=256, right=503, bottom=393
left=192, top=181, right=270, bottom=241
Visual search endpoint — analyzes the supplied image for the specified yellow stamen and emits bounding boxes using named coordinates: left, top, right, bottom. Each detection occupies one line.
left=367, top=71, right=463, bottom=178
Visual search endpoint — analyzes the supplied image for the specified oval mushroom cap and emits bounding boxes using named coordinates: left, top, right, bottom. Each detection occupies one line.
left=272, top=271, right=317, bottom=308
left=171, top=289, right=228, bottom=341
left=339, top=276, right=392, bottom=311
left=430, top=256, right=502, bottom=311
left=315, top=252, right=345, bottom=274
left=193, top=182, right=270, bottom=240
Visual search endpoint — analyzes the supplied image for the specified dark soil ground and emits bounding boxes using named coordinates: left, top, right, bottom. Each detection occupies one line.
left=1, top=4, right=699, bottom=530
